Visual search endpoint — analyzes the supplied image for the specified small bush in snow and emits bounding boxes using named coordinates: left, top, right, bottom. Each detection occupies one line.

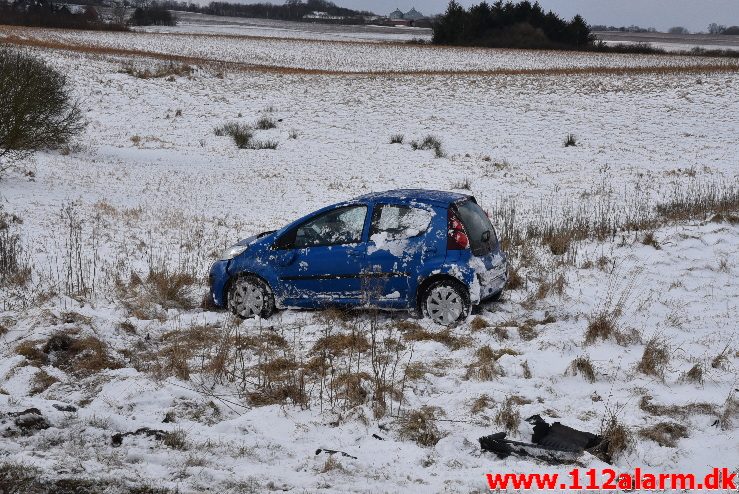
left=214, top=121, right=254, bottom=149
left=398, top=407, right=445, bottom=447
left=495, top=397, right=521, bottom=433
left=255, top=116, right=277, bottom=130
left=411, top=135, right=445, bottom=158
left=638, top=422, right=688, bottom=448
left=451, top=177, right=472, bottom=190
left=389, top=134, right=404, bottom=144
left=564, top=133, right=577, bottom=147
left=566, top=356, right=596, bottom=383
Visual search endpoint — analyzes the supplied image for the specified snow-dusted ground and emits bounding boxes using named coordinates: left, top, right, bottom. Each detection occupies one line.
left=1, top=24, right=738, bottom=493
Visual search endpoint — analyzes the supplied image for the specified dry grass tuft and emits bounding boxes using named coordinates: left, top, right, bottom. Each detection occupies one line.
left=506, top=266, right=523, bottom=290
left=465, top=345, right=517, bottom=381
left=146, top=268, right=198, bottom=309
left=471, top=394, right=494, bottom=414
left=401, top=326, right=470, bottom=350
left=584, top=311, right=639, bottom=346
left=636, top=338, right=670, bottom=379
left=521, top=360, right=532, bottom=379
left=680, top=363, right=703, bottom=385
left=163, top=428, right=188, bottom=450
left=639, top=396, right=718, bottom=419
left=469, top=316, right=488, bottom=331
left=120, top=61, right=192, bottom=79
left=638, top=422, right=688, bottom=447
left=397, top=406, right=445, bottom=447
left=641, top=231, right=660, bottom=249
left=311, top=332, right=370, bottom=356
left=566, top=356, right=596, bottom=383
left=600, top=413, right=632, bottom=461
left=495, top=396, right=521, bottom=433
left=16, top=340, right=46, bottom=366
left=30, top=369, right=59, bottom=394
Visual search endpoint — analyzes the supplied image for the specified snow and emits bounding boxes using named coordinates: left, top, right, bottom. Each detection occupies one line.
left=0, top=19, right=738, bottom=493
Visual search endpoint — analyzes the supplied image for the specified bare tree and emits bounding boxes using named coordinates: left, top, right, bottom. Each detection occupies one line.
left=0, top=49, right=84, bottom=175
left=708, top=23, right=727, bottom=35
left=111, top=0, right=128, bottom=26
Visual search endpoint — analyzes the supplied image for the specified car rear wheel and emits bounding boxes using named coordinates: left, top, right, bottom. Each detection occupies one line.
left=423, top=280, right=469, bottom=325
left=228, top=275, right=275, bottom=319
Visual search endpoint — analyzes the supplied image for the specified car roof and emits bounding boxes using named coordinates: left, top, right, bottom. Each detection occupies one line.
left=356, top=189, right=471, bottom=207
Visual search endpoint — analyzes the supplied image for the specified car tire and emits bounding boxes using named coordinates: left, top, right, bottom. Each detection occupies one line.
left=422, top=279, right=470, bottom=326
left=227, top=275, right=275, bottom=319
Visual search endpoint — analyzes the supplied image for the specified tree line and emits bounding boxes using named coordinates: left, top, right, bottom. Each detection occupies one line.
left=432, top=0, right=593, bottom=50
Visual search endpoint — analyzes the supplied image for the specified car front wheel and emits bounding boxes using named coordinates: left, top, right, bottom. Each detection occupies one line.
left=228, top=275, right=275, bottom=319
left=423, top=280, right=469, bottom=325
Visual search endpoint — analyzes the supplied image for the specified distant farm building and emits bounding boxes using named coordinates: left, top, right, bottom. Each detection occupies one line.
left=387, top=7, right=430, bottom=27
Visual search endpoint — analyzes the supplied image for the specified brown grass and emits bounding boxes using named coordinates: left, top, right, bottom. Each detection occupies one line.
left=638, top=422, right=688, bottom=447
left=469, top=316, right=488, bottom=331
left=636, top=338, right=670, bottom=379
left=566, top=356, right=596, bottom=383
left=397, top=407, right=445, bottom=447
left=506, top=266, right=523, bottom=290
left=639, top=396, right=718, bottom=418
left=495, top=397, right=521, bottom=433
left=401, top=326, right=471, bottom=350
left=120, top=61, right=192, bottom=79
left=641, top=231, right=660, bottom=249
left=163, top=428, right=188, bottom=450
left=471, top=394, right=494, bottom=414
left=30, top=369, right=59, bottom=394
left=584, top=311, right=639, bottom=346
left=521, top=360, right=532, bottom=379
left=600, top=413, right=632, bottom=461
left=16, top=340, right=46, bottom=366
left=680, top=363, right=703, bottom=385
left=465, top=346, right=517, bottom=381
left=146, top=268, right=197, bottom=309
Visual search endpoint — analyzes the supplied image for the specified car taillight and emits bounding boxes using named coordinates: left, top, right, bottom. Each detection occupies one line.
left=447, top=209, right=469, bottom=250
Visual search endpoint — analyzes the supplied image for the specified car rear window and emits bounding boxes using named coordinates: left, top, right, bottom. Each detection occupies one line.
left=370, top=204, right=433, bottom=241
left=455, top=199, right=496, bottom=256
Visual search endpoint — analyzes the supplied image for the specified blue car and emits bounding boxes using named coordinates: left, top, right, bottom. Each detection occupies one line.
left=209, top=189, right=507, bottom=325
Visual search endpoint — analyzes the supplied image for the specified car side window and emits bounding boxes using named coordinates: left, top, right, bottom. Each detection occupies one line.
left=290, top=205, right=367, bottom=249
left=370, top=204, right=433, bottom=241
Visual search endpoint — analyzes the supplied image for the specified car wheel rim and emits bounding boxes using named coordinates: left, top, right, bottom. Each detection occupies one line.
left=231, top=280, right=264, bottom=318
left=427, top=285, right=464, bottom=325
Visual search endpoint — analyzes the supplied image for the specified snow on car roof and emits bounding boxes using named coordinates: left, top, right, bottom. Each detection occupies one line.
left=356, top=189, right=471, bottom=206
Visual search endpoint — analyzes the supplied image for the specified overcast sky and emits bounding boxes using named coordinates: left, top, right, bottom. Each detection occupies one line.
left=334, top=0, right=739, bottom=32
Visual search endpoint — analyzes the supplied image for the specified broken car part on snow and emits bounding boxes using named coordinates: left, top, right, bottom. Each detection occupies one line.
left=479, top=414, right=606, bottom=465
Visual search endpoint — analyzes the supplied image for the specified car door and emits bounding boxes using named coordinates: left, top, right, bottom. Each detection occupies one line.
left=364, top=203, right=437, bottom=307
left=272, top=204, right=369, bottom=307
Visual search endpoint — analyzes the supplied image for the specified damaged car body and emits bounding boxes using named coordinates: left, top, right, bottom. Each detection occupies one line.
left=209, top=189, right=508, bottom=325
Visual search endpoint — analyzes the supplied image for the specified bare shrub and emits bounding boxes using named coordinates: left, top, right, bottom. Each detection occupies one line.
left=719, top=391, right=739, bottom=430
left=563, top=133, right=577, bottom=147
left=251, top=139, right=278, bottom=150
left=397, top=407, right=444, bottom=447
left=711, top=347, right=730, bottom=370
left=638, top=422, right=688, bottom=447
left=495, top=397, right=521, bottom=433
left=521, top=360, right=532, bottom=378
left=146, top=268, right=197, bottom=310
left=506, top=266, right=523, bottom=290
left=566, top=356, right=596, bottom=383
left=389, top=134, right=404, bottom=144
left=636, top=338, right=670, bottom=379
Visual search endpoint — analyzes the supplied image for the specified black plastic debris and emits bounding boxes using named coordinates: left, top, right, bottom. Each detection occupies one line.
left=315, top=448, right=357, bottom=460
left=111, top=427, right=167, bottom=447
left=52, top=403, right=77, bottom=413
left=527, top=414, right=602, bottom=451
left=8, top=408, right=50, bottom=433
left=372, top=433, right=385, bottom=441
left=479, top=414, right=605, bottom=465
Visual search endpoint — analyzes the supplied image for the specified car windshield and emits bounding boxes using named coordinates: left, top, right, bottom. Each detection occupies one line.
left=455, top=199, right=496, bottom=256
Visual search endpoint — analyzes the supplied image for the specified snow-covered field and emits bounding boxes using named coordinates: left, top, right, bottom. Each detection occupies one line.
left=1, top=22, right=738, bottom=493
